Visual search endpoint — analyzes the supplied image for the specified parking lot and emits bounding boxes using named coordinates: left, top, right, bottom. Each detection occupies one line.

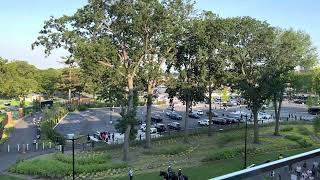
left=54, top=100, right=316, bottom=138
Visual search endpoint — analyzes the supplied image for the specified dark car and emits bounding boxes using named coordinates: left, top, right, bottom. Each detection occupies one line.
left=213, top=118, right=227, bottom=125
left=168, top=113, right=182, bottom=120
left=151, top=115, right=163, bottom=123
left=188, top=112, right=200, bottom=119
left=224, top=117, right=238, bottom=124
left=155, top=123, right=166, bottom=132
left=308, top=106, right=320, bottom=115
left=206, top=111, right=219, bottom=117
left=294, top=99, right=305, bottom=104
left=167, top=122, right=181, bottom=130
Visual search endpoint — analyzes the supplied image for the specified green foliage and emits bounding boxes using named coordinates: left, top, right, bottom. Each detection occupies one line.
left=144, top=144, right=188, bottom=155
left=77, top=104, right=88, bottom=111
left=216, top=133, right=244, bottom=145
left=202, top=147, right=246, bottom=162
left=10, top=153, right=127, bottom=178
left=297, top=126, right=312, bottom=136
left=40, top=121, right=65, bottom=145
left=280, top=126, right=294, bottom=132
left=285, top=135, right=313, bottom=148
left=285, top=135, right=302, bottom=141
left=221, top=87, right=230, bottom=102
left=313, top=116, right=320, bottom=133
left=306, top=96, right=319, bottom=107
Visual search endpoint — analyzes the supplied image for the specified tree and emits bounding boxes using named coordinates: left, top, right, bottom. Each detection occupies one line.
left=166, top=17, right=205, bottom=142
left=196, top=13, right=229, bottom=136
left=227, top=17, right=275, bottom=143
left=38, top=68, right=61, bottom=98
left=266, top=29, right=318, bottom=136
left=33, top=0, right=190, bottom=160
left=0, top=61, right=39, bottom=106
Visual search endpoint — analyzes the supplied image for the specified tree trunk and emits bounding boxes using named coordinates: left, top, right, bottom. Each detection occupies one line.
left=184, top=99, right=190, bottom=142
left=274, top=93, right=284, bottom=136
left=208, top=85, right=213, bottom=136
left=145, top=82, right=153, bottom=148
left=273, top=93, right=280, bottom=136
left=252, top=107, right=259, bottom=144
left=123, top=75, right=134, bottom=161
left=68, top=89, right=71, bottom=103
left=123, top=124, right=131, bottom=161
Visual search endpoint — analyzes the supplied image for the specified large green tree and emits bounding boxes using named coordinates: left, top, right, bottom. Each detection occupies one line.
left=197, top=13, right=229, bottom=136
left=266, top=29, right=318, bottom=136
left=166, top=17, right=205, bottom=142
left=227, top=17, right=275, bottom=143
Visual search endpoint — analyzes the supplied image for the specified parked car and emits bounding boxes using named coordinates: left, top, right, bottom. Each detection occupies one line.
left=258, top=112, right=271, bottom=120
left=224, top=117, right=238, bottom=124
left=308, top=106, right=320, bottom=115
left=213, top=118, right=227, bottom=125
left=140, top=123, right=146, bottom=131
left=151, top=115, right=163, bottom=123
left=196, top=110, right=204, bottom=115
left=166, top=110, right=175, bottom=116
left=168, top=112, right=182, bottom=120
left=198, top=119, right=209, bottom=126
left=206, top=110, right=219, bottom=117
left=155, top=123, right=166, bottom=132
left=293, top=99, right=305, bottom=104
left=189, top=112, right=200, bottom=119
left=168, top=122, right=181, bottom=130
left=226, top=100, right=238, bottom=106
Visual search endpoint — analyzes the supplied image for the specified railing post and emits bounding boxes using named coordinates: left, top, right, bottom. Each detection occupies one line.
left=17, top=144, right=20, bottom=152
left=7, top=145, right=10, bottom=152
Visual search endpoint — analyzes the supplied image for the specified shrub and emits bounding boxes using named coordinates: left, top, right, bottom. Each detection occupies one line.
left=313, top=116, right=320, bottom=133
left=280, top=126, right=293, bottom=132
left=297, top=126, right=312, bottom=136
left=285, top=135, right=302, bottom=141
left=217, top=133, right=244, bottom=145
left=296, top=139, right=313, bottom=148
left=40, top=121, right=65, bottom=145
left=144, top=144, right=188, bottom=155
left=202, top=147, right=245, bottom=162
left=77, top=104, right=88, bottom=111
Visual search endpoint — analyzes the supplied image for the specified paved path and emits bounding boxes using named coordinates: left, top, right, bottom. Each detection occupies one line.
left=0, top=113, right=42, bottom=172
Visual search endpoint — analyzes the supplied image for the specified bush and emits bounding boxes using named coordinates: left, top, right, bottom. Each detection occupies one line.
left=285, top=135, right=302, bottom=141
left=285, top=135, right=312, bottom=148
left=40, top=121, right=65, bottom=145
left=202, top=147, right=245, bottom=162
left=313, top=116, right=320, bottom=133
left=280, top=126, right=293, bottom=132
left=297, top=126, right=312, bottom=136
left=296, top=139, right=313, bottom=148
left=77, top=104, right=88, bottom=111
left=144, top=144, right=188, bottom=155
left=217, top=133, right=244, bottom=145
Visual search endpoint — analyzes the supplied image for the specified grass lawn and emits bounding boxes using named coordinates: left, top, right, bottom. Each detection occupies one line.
left=0, top=175, right=24, bottom=180
left=9, top=122, right=320, bottom=179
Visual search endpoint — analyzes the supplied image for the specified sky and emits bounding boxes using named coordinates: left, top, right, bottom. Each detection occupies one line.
left=0, top=0, right=319, bottom=69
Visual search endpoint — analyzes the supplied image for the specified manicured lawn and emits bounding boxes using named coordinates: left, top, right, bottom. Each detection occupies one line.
left=10, top=122, right=320, bottom=179
left=0, top=175, right=25, bottom=180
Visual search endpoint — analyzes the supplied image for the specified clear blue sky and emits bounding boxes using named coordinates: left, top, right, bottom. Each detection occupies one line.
left=0, top=0, right=319, bottom=69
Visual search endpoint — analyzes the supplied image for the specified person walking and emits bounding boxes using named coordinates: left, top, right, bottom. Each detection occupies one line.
left=278, top=154, right=283, bottom=160
left=177, top=168, right=185, bottom=180
left=128, top=169, right=133, bottom=180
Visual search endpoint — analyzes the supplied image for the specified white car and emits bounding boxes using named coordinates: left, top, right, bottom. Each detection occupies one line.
left=196, top=110, right=204, bottom=115
left=198, top=119, right=209, bottom=126
left=140, top=123, right=146, bottom=131
left=166, top=111, right=174, bottom=116
left=258, top=112, right=271, bottom=120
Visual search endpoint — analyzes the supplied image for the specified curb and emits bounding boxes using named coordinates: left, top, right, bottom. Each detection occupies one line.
left=53, top=112, right=69, bottom=130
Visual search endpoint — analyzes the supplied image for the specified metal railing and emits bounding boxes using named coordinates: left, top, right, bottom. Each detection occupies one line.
left=210, top=148, right=320, bottom=180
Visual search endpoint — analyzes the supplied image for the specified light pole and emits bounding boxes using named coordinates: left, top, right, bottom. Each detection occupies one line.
left=244, top=115, right=248, bottom=169
left=66, top=134, right=79, bottom=180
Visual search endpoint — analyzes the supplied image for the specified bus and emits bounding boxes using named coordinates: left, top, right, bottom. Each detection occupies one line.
left=308, top=106, right=320, bottom=115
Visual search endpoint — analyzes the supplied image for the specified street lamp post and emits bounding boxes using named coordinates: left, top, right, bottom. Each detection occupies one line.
left=244, top=115, right=248, bottom=169
left=66, top=134, right=79, bottom=180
